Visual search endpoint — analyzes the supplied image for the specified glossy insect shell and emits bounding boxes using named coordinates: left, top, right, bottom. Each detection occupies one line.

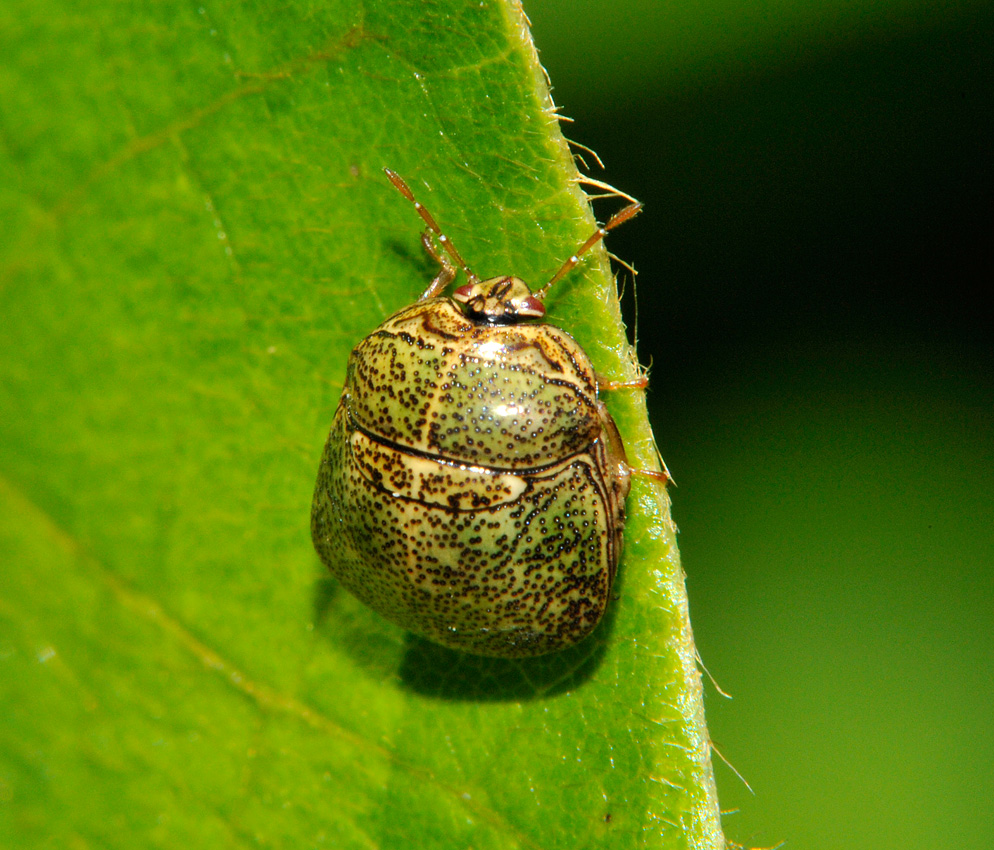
left=312, top=273, right=631, bottom=658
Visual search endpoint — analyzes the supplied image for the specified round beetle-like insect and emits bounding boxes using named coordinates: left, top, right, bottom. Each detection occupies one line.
left=311, top=169, right=649, bottom=657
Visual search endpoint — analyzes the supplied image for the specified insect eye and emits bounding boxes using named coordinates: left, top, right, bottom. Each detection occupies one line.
left=521, top=296, right=545, bottom=318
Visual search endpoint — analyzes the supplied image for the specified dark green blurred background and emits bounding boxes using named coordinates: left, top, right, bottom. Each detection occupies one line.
left=526, top=1, right=992, bottom=847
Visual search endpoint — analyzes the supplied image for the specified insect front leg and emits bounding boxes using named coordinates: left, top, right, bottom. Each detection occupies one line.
left=596, top=375, right=671, bottom=484
left=418, top=230, right=458, bottom=300
left=597, top=375, right=649, bottom=392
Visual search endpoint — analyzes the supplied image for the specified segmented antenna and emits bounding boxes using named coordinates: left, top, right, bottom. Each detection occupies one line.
left=383, top=168, right=479, bottom=285
left=534, top=202, right=642, bottom=300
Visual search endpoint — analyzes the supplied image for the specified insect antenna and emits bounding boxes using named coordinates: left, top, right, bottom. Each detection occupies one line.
left=383, top=168, right=479, bottom=285
left=534, top=202, right=642, bottom=300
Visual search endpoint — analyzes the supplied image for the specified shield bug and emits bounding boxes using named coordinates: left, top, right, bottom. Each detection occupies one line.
left=311, top=169, right=657, bottom=657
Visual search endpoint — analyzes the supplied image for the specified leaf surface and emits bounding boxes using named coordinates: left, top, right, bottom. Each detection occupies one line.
left=0, top=1, right=721, bottom=847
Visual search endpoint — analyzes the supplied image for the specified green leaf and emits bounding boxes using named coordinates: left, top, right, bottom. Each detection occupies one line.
left=0, top=0, right=722, bottom=847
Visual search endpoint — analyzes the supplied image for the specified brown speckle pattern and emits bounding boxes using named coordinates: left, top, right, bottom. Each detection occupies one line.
left=312, top=298, right=631, bottom=657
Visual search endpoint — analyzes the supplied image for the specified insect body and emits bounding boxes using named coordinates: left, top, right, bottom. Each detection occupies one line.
left=311, top=169, right=645, bottom=657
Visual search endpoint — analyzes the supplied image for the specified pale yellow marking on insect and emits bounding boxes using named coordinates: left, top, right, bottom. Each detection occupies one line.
left=350, top=430, right=529, bottom=507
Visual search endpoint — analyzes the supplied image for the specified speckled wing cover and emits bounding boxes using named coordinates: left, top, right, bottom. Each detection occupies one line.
left=311, top=298, right=630, bottom=657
